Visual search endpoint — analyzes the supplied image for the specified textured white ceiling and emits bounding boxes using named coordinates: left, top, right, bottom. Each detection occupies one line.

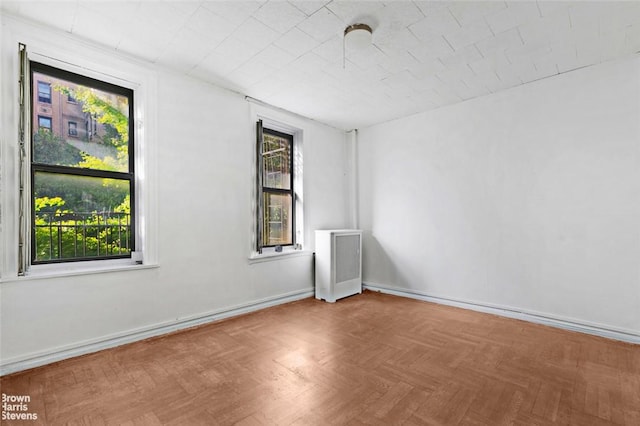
left=3, top=1, right=640, bottom=130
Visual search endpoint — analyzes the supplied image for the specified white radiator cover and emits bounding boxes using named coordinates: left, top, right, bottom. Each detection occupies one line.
left=315, top=230, right=362, bottom=302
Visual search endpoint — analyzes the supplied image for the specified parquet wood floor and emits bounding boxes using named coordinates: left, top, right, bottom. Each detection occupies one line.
left=1, top=290, right=639, bottom=425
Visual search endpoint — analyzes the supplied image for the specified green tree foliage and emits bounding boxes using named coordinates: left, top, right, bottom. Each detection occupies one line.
left=33, top=129, right=83, bottom=166
left=34, top=174, right=128, bottom=213
left=114, top=194, right=131, bottom=215
left=34, top=196, right=67, bottom=215
left=76, top=152, right=121, bottom=172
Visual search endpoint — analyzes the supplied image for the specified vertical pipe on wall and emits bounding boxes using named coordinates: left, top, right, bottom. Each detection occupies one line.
left=346, top=129, right=359, bottom=229
left=17, top=43, right=28, bottom=275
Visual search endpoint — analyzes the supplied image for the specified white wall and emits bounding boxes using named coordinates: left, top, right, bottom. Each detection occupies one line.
left=0, top=17, right=351, bottom=370
left=358, top=56, right=640, bottom=336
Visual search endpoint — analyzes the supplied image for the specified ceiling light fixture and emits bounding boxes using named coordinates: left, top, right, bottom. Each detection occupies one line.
left=343, top=23, right=372, bottom=67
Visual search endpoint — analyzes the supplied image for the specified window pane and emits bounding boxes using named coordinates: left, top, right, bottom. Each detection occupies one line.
left=263, top=192, right=292, bottom=246
left=68, top=121, right=78, bottom=136
left=37, top=81, right=51, bottom=103
left=38, top=116, right=52, bottom=131
left=32, top=71, right=130, bottom=173
left=33, top=172, right=131, bottom=262
left=262, top=132, right=291, bottom=190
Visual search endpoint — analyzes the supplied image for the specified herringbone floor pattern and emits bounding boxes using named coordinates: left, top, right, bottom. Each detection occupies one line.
left=1, top=290, right=639, bottom=425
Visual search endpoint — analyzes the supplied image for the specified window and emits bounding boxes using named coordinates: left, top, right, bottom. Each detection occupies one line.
left=38, top=115, right=52, bottom=131
left=68, top=121, right=77, bottom=136
left=67, top=93, right=76, bottom=103
left=37, top=81, right=51, bottom=103
left=30, top=62, right=134, bottom=264
left=257, top=125, right=295, bottom=250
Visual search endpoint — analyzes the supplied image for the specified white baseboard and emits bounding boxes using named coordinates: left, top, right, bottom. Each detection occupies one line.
left=0, top=289, right=314, bottom=376
left=363, top=283, right=640, bottom=344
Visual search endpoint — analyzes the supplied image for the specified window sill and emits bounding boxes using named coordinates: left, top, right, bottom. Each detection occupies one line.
left=0, top=259, right=159, bottom=283
left=248, top=249, right=313, bottom=264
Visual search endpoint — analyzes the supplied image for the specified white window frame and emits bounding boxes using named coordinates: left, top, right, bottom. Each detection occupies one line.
left=249, top=103, right=306, bottom=262
left=68, top=121, right=77, bottom=136
left=0, top=17, right=158, bottom=280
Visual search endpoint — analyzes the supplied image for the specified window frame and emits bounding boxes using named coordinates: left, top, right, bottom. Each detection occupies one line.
left=68, top=121, right=77, bottom=136
left=261, top=127, right=295, bottom=248
left=29, top=61, right=136, bottom=265
left=37, top=80, right=51, bottom=103
left=1, top=22, right=159, bottom=280
left=252, top=111, right=305, bottom=260
left=37, top=115, right=51, bottom=131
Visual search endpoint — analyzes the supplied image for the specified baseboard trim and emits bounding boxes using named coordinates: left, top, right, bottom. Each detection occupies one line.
left=363, top=283, right=640, bottom=344
left=0, top=289, right=314, bottom=376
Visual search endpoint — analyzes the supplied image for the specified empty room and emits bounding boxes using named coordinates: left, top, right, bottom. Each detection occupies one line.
left=1, top=1, right=639, bottom=424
